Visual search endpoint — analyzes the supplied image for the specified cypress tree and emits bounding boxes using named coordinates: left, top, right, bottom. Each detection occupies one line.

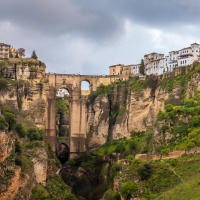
left=139, top=59, right=145, bottom=75
left=31, top=50, right=38, bottom=60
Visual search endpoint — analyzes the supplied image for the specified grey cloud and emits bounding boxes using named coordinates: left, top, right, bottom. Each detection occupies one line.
left=0, top=0, right=124, bottom=41
left=1, top=0, right=200, bottom=42
left=1, top=0, right=200, bottom=76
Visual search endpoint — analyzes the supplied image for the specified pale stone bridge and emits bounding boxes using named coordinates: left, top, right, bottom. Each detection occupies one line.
left=45, top=73, right=126, bottom=158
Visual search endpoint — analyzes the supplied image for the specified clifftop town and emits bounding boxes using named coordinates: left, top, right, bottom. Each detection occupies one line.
left=110, top=42, right=200, bottom=76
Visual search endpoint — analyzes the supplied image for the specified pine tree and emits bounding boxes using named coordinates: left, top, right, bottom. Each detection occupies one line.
left=139, top=59, right=145, bottom=75
left=31, top=50, right=38, bottom=60
left=15, top=53, right=19, bottom=58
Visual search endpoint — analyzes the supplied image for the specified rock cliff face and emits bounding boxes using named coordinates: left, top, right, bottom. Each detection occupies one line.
left=0, top=58, right=48, bottom=128
left=0, top=131, right=14, bottom=163
left=0, top=58, right=49, bottom=199
left=86, top=85, right=163, bottom=149
left=86, top=67, right=200, bottom=150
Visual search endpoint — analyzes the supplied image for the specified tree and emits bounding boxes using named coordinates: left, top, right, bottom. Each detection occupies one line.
left=138, top=163, right=154, bottom=181
left=139, top=59, right=145, bottom=75
left=31, top=50, right=38, bottom=59
left=120, top=181, right=138, bottom=200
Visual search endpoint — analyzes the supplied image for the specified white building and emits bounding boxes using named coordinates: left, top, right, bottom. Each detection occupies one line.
left=144, top=53, right=165, bottom=75
left=132, top=64, right=140, bottom=75
left=164, top=43, right=200, bottom=73
left=144, top=43, right=200, bottom=75
left=109, top=42, right=200, bottom=77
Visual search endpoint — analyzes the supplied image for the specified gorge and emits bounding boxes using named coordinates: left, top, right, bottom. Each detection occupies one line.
left=1, top=58, right=200, bottom=199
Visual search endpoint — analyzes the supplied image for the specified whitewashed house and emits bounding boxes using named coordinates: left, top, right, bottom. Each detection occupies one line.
left=144, top=53, right=165, bottom=75
left=132, top=64, right=140, bottom=75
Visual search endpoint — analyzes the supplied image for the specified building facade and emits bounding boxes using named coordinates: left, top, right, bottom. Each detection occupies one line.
left=144, top=53, right=164, bottom=75
left=109, top=64, right=124, bottom=75
left=0, top=43, right=10, bottom=60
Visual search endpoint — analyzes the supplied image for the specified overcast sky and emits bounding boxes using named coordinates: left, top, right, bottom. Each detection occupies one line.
left=1, top=0, right=200, bottom=75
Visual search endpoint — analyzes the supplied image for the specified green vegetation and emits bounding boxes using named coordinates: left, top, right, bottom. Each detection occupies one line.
left=15, top=123, right=26, bottom=137
left=30, top=176, right=77, bottom=200
left=154, top=89, right=200, bottom=152
left=93, top=130, right=153, bottom=157
left=159, top=63, right=200, bottom=93
left=56, top=97, right=70, bottom=139
left=100, top=189, right=120, bottom=200
left=107, top=156, right=183, bottom=199
left=56, top=97, right=69, bottom=114
left=27, top=127, right=44, bottom=141
left=120, top=181, right=138, bottom=200
left=0, top=115, right=7, bottom=130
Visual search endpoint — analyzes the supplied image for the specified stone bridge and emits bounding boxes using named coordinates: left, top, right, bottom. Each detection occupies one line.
left=45, top=73, right=126, bottom=158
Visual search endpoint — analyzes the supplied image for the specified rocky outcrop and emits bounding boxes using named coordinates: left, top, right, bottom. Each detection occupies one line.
left=0, top=131, right=14, bottom=163
left=86, top=96, right=110, bottom=149
left=0, top=58, right=49, bottom=198
left=32, top=146, right=48, bottom=186
left=86, top=86, right=164, bottom=148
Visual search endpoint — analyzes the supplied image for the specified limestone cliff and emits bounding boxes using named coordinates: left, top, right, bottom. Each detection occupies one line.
left=0, top=58, right=49, bottom=199
left=86, top=64, right=200, bottom=150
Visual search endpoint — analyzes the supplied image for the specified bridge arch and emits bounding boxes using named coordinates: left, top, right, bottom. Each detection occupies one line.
left=45, top=73, right=113, bottom=157
left=56, top=84, right=72, bottom=97
left=81, top=80, right=90, bottom=96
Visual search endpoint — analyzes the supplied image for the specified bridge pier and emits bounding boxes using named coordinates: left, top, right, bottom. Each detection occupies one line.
left=45, top=86, right=56, bottom=151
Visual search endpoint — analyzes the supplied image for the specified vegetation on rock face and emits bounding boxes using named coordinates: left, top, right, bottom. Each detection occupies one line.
left=153, top=90, right=200, bottom=153
left=30, top=176, right=77, bottom=200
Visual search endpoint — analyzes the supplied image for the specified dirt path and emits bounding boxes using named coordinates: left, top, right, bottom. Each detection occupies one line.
left=135, top=146, right=200, bottom=161
left=0, top=167, right=21, bottom=200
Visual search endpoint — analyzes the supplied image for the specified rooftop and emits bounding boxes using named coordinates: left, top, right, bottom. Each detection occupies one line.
left=0, top=43, right=10, bottom=47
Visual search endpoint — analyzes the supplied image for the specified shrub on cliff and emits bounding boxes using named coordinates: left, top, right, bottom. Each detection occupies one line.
left=0, top=78, right=8, bottom=92
left=15, top=123, right=26, bottom=138
left=27, top=127, right=43, bottom=141
left=3, top=112, right=16, bottom=131
left=138, top=163, right=154, bottom=181
left=101, top=189, right=120, bottom=200
left=120, top=181, right=138, bottom=200
left=0, top=115, right=8, bottom=130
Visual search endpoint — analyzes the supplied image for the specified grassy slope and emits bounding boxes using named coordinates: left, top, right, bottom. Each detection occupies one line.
left=156, top=176, right=200, bottom=200
left=156, top=154, right=200, bottom=200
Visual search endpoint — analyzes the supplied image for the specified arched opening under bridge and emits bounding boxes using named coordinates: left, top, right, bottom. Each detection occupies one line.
left=81, top=80, right=90, bottom=96
left=56, top=143, right=70, bottom=164
left=56, top=88, right=70, bottom=138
